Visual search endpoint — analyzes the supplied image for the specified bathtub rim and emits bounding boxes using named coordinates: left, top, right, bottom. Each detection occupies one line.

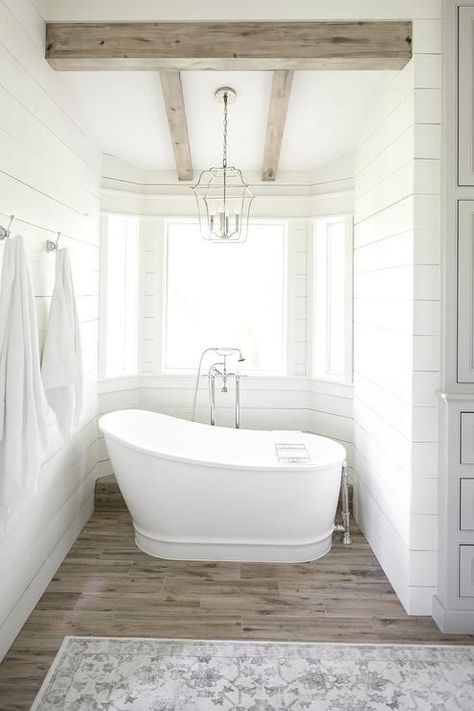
left=99, top=410, right=346, bottom=473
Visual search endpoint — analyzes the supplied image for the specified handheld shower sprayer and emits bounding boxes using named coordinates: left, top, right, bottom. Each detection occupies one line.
left=215, top=348, right=246, bottom=362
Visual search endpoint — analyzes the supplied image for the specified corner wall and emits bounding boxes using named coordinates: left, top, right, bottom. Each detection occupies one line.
left=353, top=18, right=441, bottom=614
left=0, top=0, right=101, bottom=660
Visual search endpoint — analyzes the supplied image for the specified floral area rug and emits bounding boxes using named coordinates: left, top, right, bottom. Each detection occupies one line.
left=31, top=637, right=474, bottom=710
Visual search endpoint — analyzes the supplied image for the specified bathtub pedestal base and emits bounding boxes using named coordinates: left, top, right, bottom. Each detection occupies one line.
left=134, top=526, right=333, bottom=563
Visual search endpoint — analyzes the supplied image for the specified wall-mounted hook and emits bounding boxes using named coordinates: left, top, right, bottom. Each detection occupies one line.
left=46, top=231, right=61, bottom=252
left=0, top=215, right=15, bottom=241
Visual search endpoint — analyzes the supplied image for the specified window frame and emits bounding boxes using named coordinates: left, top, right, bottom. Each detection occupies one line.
left=99, top=212, right=140, bottom=379
left=160, top=217, right=290, bottom=376
left=309, top=213, right=353, bottom=384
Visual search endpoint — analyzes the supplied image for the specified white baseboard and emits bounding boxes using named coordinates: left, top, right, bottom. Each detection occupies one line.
left=0, top=494, right=94, bottom=662
left=432, top=595, right=474, bottom=634
left=406, top=586, right=436, bottom=616
left=94, top=459, right=113, bottom=477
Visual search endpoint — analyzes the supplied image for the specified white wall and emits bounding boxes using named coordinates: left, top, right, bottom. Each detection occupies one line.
left=0, top=0, right=101, bottom=660
left=353, top=16, right=441, bottom=615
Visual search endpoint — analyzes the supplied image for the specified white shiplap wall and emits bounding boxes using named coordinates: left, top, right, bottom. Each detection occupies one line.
left=353, top=16, right=441, bottom=615
left=0, top=0, right=101, bottom=660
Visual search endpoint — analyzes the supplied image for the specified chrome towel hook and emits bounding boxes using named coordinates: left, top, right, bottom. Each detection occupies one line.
left=46, top=231, right=61, bottom=252
left=0, top=215, right=15, bottom=240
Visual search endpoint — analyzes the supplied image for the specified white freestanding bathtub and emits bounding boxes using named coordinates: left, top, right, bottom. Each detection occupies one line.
left=99, top=409, right=346, bottom=563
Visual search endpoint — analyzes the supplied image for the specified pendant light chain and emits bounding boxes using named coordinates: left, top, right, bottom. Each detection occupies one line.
left=222, top=92, right=228, bottom=170
left=222, top=92, right=228, bottom=217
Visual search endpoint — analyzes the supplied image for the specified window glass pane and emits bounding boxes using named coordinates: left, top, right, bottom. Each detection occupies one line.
left=164, top=222, right=286, bottom=372
left=105, top=215, right=139, bottom=377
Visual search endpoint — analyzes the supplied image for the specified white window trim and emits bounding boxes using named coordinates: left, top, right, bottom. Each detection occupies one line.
left=308, top=213, right=353, bottom=385
left=98, top=212, right=109, bottom=379
left=99, top=211, right=139, bottom=379
left=138, top=216, right=165, bottom=375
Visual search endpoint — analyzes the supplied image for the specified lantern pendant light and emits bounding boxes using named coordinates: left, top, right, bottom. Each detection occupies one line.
left=191, top=87, right=253, bottom=242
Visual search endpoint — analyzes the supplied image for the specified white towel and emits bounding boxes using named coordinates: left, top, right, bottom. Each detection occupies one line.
left=41, top=248, right=83, bottom=441
left=0, top=235, right=49, bottom=521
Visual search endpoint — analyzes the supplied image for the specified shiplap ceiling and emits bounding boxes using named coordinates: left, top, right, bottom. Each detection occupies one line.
left=60, top=69, right=395, bottom=174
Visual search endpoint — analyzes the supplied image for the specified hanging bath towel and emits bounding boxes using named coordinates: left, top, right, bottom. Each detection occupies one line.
left=42, top=248, right=83, bottom=441
left=0, top=235, right=49, bottom=521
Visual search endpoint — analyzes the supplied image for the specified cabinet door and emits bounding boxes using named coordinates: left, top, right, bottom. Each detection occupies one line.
left=458, top=202, right=474, bottom=382
left=461, top=414, right=474, bottom=464
left=461, top=479, right=474, bottom=530
left=459, top=7, right=474, bottom=185
left=460, top=545, right=474, bottom=596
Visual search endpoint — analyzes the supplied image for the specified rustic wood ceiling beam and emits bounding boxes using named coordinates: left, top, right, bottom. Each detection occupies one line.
left=159, top=70, right=193, bottom=181
left=45, top=21, right=412, bottom=71
left=262, top=70, right=293, bottom=182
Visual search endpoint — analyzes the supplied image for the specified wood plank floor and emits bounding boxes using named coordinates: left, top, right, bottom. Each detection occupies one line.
left=0, top=480, right=473, bottom=710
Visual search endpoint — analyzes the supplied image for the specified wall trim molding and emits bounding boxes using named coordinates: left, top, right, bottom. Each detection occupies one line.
left=101, top=178, right=355, bottom=200
left=100, top=189, right=355, bottom=220
left=432, top=595, right=474, bottom=634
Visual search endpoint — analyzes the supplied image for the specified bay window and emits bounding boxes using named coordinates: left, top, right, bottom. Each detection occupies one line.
left=163, top=220, right=287, bottom=373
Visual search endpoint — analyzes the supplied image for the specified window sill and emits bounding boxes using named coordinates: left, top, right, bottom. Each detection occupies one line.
left=307, top=377, right=354, bottom=398
left=98, top=373, right=354, bottom=397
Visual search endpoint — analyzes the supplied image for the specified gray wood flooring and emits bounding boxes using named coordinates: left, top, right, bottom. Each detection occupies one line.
left=0, top=476, right=472, bottom=710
